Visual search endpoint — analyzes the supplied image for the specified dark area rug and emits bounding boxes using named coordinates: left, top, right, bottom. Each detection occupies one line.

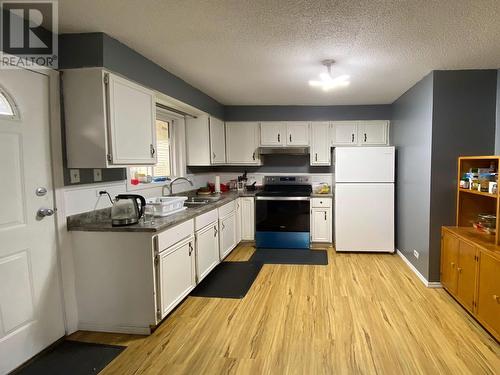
left=190, top=261, right=263, bottom=299
left=12, top=340, right=125, bottom=375
left=249, top=248, right=328, bottom=265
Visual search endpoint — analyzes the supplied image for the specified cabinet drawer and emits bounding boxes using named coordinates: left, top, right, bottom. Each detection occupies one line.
left=311, top=197, right=332, bottom=208
left=195, top=209, right=218, bottom=231
left=218, top=201, right=236, bottom=218
left=156, top=219, right=194, bottom=252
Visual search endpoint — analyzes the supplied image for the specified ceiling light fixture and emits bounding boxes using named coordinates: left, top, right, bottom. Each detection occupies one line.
left=309, top=59, right=350, bottom=91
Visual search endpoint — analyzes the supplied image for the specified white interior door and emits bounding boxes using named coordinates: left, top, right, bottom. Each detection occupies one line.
left=335, top=183, right=394, bottom=252
left=0, top=68, right=65, bottom=374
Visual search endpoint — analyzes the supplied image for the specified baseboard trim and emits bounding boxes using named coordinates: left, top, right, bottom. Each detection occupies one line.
left=396, top=250, right=442, bottom=288
left=78, top=322, right=151, bottom=335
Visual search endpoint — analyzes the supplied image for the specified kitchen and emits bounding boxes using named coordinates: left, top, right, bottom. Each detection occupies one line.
left=1, top=1, right=500, bottom=374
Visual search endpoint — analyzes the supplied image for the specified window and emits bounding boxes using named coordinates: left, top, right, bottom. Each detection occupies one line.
left=129, top=116, right=173, bottom=185
left=0, top=87, right=18, bottom=118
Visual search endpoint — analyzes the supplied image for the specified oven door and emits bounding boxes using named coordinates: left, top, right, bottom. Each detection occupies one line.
left=255, top=196, right=310, bottom=249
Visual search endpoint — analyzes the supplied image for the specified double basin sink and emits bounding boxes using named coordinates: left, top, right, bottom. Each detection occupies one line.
left=183, top=196, right=221, bottom=207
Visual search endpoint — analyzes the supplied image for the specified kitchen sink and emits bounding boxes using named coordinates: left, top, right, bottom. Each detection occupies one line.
left=184, top=196, right=220, bottom=206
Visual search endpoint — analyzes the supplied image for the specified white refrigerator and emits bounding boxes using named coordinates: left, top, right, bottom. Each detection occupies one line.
left=334, top=146, right=395, bottom=252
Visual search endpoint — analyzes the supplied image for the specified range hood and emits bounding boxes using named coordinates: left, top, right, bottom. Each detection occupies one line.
left=258, top=146, right=309, bottom=155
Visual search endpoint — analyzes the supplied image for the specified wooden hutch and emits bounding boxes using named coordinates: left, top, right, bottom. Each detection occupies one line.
left=441, top=156, right=500, bottom=341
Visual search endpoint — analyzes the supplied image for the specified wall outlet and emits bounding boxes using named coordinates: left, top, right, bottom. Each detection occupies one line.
left=93, top=168, right=102, bottom=182
left=69, top=169, right=80, bottom=184
left=413, top=249, right=419, bottom=259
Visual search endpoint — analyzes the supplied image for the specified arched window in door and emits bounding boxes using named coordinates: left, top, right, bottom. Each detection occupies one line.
left=0, top=86, right=19, bottom=119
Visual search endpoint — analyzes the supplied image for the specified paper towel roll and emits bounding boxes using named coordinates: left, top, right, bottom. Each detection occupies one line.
left=215, top=175, right=221, bottom=193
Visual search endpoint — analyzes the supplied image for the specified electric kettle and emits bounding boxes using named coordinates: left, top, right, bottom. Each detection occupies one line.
left=111, top=194, right=146, bottom=226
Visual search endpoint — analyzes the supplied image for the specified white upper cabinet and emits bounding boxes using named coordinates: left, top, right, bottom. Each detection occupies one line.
left=358, top=120, right=388, bottom=145
left=331, top=120, right=389, bottom=146
left=63, top=68, right=156, bottom=168
left=185, top=115, right=210, bottom=166
left=209, top=117, right=226, bottom=164
left=186, top=115, right=226, bottom=166
left=286, top=122, right=309, bottom=146
left=310, top=122, right=331, bottom=165
left=331, top=121, right=357, bottom=146
left=260, top=122, right=285, bottom=146
left=226, top=122, right=261, bottom=164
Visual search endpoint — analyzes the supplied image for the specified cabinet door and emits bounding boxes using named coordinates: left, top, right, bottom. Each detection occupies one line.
left=226, top=122, right=261, bottom=164
left=240, top=197, right=255, bottom=240
left=311, top=208, right=331, bottom=242
left=476, top=252, right=500, bottom=339
left=157, top=237, right=196, bottom=319
left=195, top=223, right=220, bottom=282
left=186, top=115, right=211, bottom=166
left=219, top=212, right=237, bottom=259
left=260, top=122, right=285, bottom=146
left=235, top=198, right=242, bottom=243
left=310, top=122, right=331, bottom=165
left=456, top=241, right=478, bottom=312
left=286, top=122, right=309, bottom=146
left=440, top=231, right=459, bottom=295
left=209, top=117, right=226, bottom=164
left=331, top=121, right=357, bottom=146
left=358, top=121, right=388, bottom=145
left=106, top=73, right=156, bottom=165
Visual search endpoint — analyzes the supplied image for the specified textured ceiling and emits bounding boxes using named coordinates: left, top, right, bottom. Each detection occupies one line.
left=58, top=0, right=500, bottom=105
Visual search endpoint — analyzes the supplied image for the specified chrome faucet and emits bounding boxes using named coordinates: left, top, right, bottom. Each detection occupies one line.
left=162, top=176, right=194, bottom=195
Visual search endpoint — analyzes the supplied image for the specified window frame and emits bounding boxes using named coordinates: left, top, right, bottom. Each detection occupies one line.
left=126, top=106, right=186, bottom=191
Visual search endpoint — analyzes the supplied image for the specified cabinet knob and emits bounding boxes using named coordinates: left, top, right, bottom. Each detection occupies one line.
left=493, top=295, right=500, bottom=303
left=351, top=134, right=354, bottom=143
left=289, top=134, right=292, bottom=142
left=451, top=262, right=455, bottom=268
left=277, top=133, right=280, bottom=142
left=252, top=152, right=256, bottom=160
left=457, top=267, right=462, bottom=273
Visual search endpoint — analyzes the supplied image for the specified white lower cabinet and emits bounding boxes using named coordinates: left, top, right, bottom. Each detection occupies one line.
left=219, top=211, right=237, bottom=259
left=240, top=197, right=255, bottom=240
left=157, top=236, right=196, bottom=320
left=195, top=221, right=220, bottom=282
left=235, top=198, right=242, bottom=243
left=311, top=198, right=332, bottom=243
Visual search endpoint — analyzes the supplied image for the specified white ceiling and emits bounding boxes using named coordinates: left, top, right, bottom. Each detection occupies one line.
left=58, top=0, right=500, bottom=105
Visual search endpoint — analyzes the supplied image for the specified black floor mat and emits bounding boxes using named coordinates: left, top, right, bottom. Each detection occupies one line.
left=249, top=248, right=328, bottom=265
left=190, top=261, right=263, bottom=299
left=13, top=340, right=125, bottom=375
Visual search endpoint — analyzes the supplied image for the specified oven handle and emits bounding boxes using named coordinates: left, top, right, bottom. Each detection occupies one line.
left=255, top=196, right=311, bottom=201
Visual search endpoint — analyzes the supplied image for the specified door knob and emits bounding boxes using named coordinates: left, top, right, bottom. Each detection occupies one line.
left=37, top=208, right=55, bottom=218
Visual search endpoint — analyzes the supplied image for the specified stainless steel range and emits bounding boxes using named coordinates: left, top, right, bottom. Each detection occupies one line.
left=255, top=176, right=312, bottom=249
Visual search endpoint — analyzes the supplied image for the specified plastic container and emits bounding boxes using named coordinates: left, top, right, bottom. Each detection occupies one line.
left=146, top=196, right=188, bottom=217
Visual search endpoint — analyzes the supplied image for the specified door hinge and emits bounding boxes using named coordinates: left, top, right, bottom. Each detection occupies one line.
left=150, top=144, right=156, bottom=157
left=107, top=153, right=112, bottom=162
left=103, top=74, right=109, bottom=84
left=156, top=309, right=162, bottom=320
left=154, top=254, right=159, bottom=266
left=188, top=242, right=193, bottom=256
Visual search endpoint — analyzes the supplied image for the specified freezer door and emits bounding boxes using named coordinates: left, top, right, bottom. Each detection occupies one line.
left=335, top=146, right=395, bottom=183
left=335, top=183, right=394, bottom=252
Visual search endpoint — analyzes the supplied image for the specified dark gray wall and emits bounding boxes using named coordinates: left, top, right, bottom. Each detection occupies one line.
left=392, top=72, right=434, bottom=279
left=60, top=33, right=224, bottom=118
left=428, top=70, right=497, bottom=281
left=187, top=152, right=333, bottom=175
left=225, top=105, right=392, bottom=121
left=496, top=70, right=500, bottom=153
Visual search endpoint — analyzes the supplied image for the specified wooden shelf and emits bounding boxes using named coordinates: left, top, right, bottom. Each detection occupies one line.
left=458, top=188, right=497, bottom=199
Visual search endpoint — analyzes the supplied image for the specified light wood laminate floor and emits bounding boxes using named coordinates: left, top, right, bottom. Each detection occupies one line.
left=69, top=245, right=500, bottom=374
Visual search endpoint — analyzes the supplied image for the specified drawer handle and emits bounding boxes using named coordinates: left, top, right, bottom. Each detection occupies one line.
left=351, top=133, right=354, bottom=143
left=494, top=295, right=500, bottom=303
left=324, top=212, right=327, bottom=221
left=214, top=225, right=218, bottom=237
left=188, top=242, right=193, bottom=256
left=289, top=134, right=292, bottom=142
left=457, top=267, right=462, bottom=273
left=278, top=133, right=280, bottom=142
left=451, top=262, right=455, bottom=268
